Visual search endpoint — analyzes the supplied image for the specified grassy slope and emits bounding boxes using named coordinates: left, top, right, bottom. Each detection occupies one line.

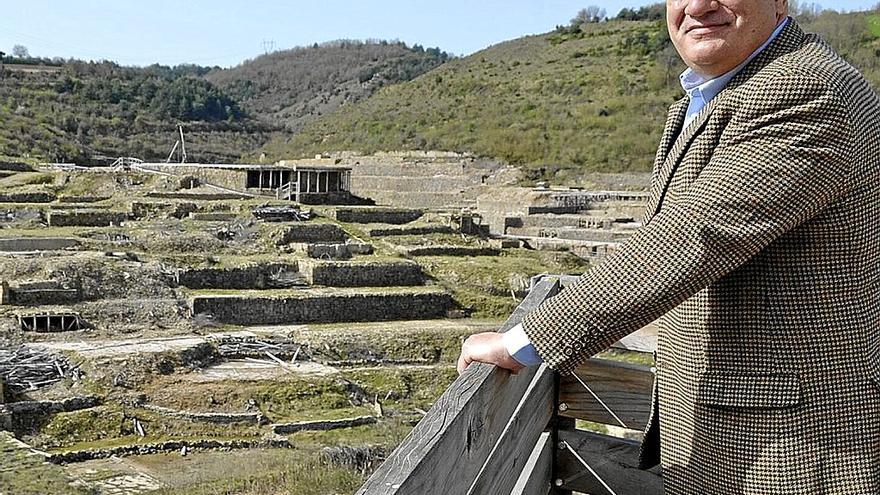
left=261, top=20, right=682, bottom=181
left=0, top=43, right=447, bottom=165
left=261, top=12, right=880, bottom=183
left=206, top=41, right=450, bottom=133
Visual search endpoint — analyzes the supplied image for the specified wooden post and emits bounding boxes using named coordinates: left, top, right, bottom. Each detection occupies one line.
left=0, top=281, right=8, bottom=305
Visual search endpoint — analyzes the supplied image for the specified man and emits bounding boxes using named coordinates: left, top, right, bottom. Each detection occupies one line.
left=457, top=0, right=880, bottom=493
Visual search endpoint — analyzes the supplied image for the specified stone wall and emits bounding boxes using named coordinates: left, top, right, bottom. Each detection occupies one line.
left=505, top=226, right=629, bottom=242
left=301, top=260, right=423, bottom=287
left=0, top=396, right=101, bottom=434
left=57, top=195, right=110, bottom=203
left=11, top=288, right=81, bottom=306
left=0, top=237, right=80, bottom=252
left=0, top=191, right=55, bottom=203
left=272, top=223, right=348, bottom=244
left=366, top=225, right=454, bottom=237
left=401, top=245, right=500, bottom=257
left=0, top=161, right=35, bottom=172
left=188, top=212, right=238, bottom=221
left=131, top=201, right=198, bottom=220
left=177, top=263, right=300, bottom=290
left=47, top=210, right=128, bottom=227
left=293, top=242, right=374, bottom=260
left=332, top=207, right=423, bottom=225
left=47, top=438, right=291, bottom=464
left=190, top=290, right=453, bottom=325
left=141, top=165, right=249, bottom=191
left=142, top=404, right=265, bottom=425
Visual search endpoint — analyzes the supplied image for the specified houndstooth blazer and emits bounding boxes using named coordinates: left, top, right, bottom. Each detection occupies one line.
left=521, top=20, right=880, bottom=494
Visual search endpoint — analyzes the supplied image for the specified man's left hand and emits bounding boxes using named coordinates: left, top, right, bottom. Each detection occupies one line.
left=457, top=332, right=524, bottom=375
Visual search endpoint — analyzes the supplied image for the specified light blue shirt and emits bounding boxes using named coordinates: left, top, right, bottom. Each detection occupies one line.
left=504, top=18, right=790, bottom=367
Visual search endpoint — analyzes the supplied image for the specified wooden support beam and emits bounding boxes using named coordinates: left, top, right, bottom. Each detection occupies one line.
left=555, top=429, right=663, bottom=495
left=357, top=279, right=561, bottom=495
left=558, top=358, right=653, bottom=431
left=509, top=431, right=552, bottom=495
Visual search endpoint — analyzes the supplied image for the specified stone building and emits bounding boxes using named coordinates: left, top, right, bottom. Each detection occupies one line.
left=139, top=162, right=354, bottom=204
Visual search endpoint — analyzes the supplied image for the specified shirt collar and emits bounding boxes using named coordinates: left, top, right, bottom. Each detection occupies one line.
left=680, top=17, right=790, bottom=95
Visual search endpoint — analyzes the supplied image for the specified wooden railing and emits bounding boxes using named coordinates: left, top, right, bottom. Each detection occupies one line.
left=276, top=181, right=299, bottom=201
left=357, top=277, right=663, bottom=495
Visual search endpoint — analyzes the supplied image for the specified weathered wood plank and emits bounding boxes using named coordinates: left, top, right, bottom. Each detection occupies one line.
left=467, top=365, right=554, bottom=495
left=357, top=279, right=561, bottom=495
left=613, top=324, right=658, bottom=354
left=509, top=431, right=552, bottom=495
left=558, top=358, right=653, bottom=431
left=556, top=429, right=664, bottom=495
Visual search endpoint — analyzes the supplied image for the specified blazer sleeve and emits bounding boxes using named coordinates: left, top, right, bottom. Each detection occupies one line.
left=521, top=70, right=855, bottom=374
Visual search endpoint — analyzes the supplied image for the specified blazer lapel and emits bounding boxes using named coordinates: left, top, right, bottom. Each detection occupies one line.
left=645, top=94, right=722, bottom=223
left=643, top=98, right=688, bottom=223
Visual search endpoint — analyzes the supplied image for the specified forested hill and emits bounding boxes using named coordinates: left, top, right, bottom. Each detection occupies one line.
left=206, top=40, right=451, bottom=132
left=259, top=10, right=880, bottom=184
left=0, top=41, right=449, bottom=164
left=0, top=60, right=265, bottom=164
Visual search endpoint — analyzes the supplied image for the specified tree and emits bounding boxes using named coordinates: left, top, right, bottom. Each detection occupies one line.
left=571, top=5, right=606, bottom=27
left=12, top=44, right=29, bottom=58
left=788, top=0, right=824, bottom=20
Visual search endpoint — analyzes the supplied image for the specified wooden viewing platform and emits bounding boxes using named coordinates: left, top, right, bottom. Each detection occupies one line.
left=358, top=276, right=663, bottom=494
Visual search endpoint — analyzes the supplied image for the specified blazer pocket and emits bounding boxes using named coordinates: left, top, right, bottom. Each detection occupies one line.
left=696, top=371, right=802, bottom=409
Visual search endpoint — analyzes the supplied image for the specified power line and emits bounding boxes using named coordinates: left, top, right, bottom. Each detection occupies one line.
left=261, top=39, right=276, bottom=54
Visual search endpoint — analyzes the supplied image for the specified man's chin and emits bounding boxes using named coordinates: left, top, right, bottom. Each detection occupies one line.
left=683, top=42, right=730, bottom=69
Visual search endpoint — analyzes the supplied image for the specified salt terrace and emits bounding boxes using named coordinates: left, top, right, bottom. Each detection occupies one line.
left=0, top=152, right=650, bottom=494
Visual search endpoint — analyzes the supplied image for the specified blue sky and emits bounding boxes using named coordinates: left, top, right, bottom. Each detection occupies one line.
left=1, top=0, right=876, bottom=67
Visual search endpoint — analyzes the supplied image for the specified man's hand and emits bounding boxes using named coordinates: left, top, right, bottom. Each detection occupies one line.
left=457, top=332, right=525, bottom=375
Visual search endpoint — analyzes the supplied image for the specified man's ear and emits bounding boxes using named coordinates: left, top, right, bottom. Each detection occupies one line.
left=777, top=0, right=788, bottom=19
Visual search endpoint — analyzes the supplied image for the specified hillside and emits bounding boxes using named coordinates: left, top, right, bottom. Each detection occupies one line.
left=259, top=11, right=880, bottom=184
left=0, top=60, right=271, bottom=164
left=0, top=41, right=449, bottom=165
left=206, top=40, right=451, bottom=133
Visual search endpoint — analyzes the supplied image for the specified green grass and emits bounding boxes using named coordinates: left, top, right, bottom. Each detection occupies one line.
left=0, top=171, right=55, bottom=189
left=149, top=449, right=364, bottom=495
left=417, top=249, right=589, bottom=318
left=0, top=432, right=95, bottom=495
left=867, top=13, right=880, bottom=38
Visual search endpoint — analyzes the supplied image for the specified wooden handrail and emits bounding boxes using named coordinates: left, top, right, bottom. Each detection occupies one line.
left=357, top=276, right=663, bottom=495
left=357, top=278, right=561, bottom=494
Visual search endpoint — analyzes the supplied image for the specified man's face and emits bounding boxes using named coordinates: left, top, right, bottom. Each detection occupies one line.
left=667, top=0, right=787, bottom=77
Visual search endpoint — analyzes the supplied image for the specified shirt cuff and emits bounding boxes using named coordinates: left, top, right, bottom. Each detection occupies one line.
left=502, top=323, right=544, bottom=367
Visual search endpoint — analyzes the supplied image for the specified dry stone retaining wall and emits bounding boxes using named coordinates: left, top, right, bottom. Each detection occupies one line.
left=47, top=437, right=292, bottom=464
left=366, top=225, right=453, bottom=237
left=0, top=191, right=55, bottom=203
left=401, top=245, right=500, bottom=257
left=301, top=260, right=423, bottom=287
left=0, top=396, right=101, bottom=434
left=177, top=263, right=299, bottom=290
left=191, top=290, right=453, bottom=325
left=0, top=237, right=80, bottom=252
left=47, top=210, right=128, bottom=227
left=332, top=207, right=423, bottom=225
left=272, top=223, right=348, bottom=244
